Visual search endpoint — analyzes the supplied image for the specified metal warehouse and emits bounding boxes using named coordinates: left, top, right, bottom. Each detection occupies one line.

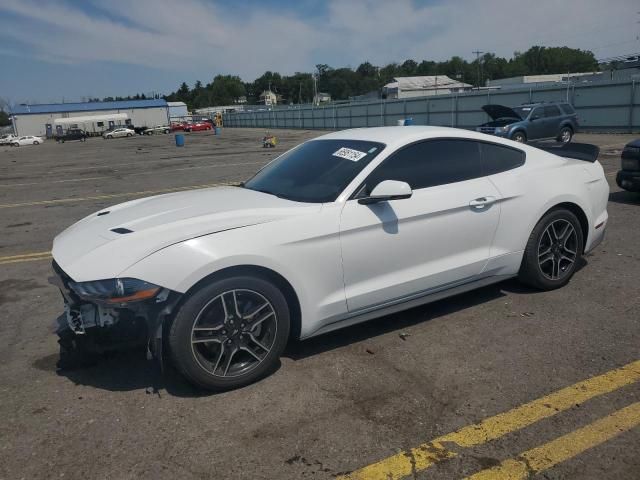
left=9, top=99, right=170, bottom=137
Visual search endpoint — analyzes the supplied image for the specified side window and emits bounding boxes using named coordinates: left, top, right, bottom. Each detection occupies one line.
left=363, top=139, right=482, bottom=193
left=97, top=121, right=104, bottom=127
left=481, top=143, right=525, bottom=175
left=530, top=107, right=543, bottom=119
left=544, top=106, right=561, bottom=117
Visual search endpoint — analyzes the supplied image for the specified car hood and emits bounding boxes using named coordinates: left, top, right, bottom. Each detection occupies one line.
left=482, top=104, right=523, bottom=121
left=52, top=186, right=321, bottom=282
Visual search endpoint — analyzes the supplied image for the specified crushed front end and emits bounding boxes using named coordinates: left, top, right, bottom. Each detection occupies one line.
left=49, top=260, right=181, bottom=365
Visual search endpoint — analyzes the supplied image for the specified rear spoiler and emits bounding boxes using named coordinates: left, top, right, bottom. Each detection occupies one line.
left=534, top=142, right=599, bottom=163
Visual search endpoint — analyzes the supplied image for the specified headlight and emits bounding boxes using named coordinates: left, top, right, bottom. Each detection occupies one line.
left=69, top=278, right=160, bottom=304
left=497, top=125, right=510, bottom=132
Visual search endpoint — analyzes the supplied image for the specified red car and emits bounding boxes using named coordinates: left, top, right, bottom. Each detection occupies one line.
left=171, top=122, right=187, bottom=132
left=184, top=122, right=212, bottom=132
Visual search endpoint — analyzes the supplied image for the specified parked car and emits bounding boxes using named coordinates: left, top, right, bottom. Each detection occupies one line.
left=171, top=122, right=188, bottom=132
left=103, top=127, right=135, bottom=139
left=616, top=139, right=640, bottom=192
left=55, top=128, right=87, bottom=143
left=12, top=135, right=44, bottom=146
left=0, top=134, right=19, bottom=145
left=184, top=122, right=212, bottom=132
left=50, top=126, right=608, bottom=390
left=477, top=102, right=579, bottom=143
left=133, top=126, right=149, bottom=135
left=144, top=125, right=171, bottom=135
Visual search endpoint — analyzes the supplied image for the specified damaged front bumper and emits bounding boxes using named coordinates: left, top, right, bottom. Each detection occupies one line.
left=49, top=260, right=182, bottom=364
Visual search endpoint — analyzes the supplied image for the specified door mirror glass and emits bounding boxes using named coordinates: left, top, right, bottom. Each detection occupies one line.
left=358, top=180, right=413, bottom=205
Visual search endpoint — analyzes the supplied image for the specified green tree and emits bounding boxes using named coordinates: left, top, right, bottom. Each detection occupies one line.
left=0, top=110, right=10, bottom=127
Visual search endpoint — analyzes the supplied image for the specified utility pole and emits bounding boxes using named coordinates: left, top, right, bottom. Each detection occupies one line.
left=473, top=50, right=484, bottom=89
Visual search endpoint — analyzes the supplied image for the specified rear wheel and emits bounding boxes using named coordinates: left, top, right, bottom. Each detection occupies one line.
left=557, top=126, right=573, bottom=143
left=127, top=133, right=133, bottom=137
left=169, top=275, right=290, bottom=391
left=33, top=141, right=39, bottom=145
left=512, top=131, right=527, bottom=143
left=519, top=209, right=583, bottom=290
left=13, top=142, right=19, bottom=147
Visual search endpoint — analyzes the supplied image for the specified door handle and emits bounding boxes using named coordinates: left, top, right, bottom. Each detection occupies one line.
left=469, top=196, right=496, bottom=209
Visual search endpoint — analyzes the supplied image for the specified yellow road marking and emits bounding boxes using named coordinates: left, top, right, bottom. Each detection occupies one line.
left=0, top=251, right=52, bottom=265
left=465, top=401, right=640, bottom=480
left=339, top=360, right=640, bottom=480
left=0, top=182, right=237, bottom=209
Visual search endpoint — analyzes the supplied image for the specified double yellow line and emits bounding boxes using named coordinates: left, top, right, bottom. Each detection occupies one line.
left=339, top=359, right=640, bottom=479
left=0, top=251, right=52, bottom=265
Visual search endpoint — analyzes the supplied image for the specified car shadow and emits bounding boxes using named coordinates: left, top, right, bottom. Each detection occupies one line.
left=609, top=190, right=640, bottom=206
left=39, top=269, right=586, bottom=395
left=285, top=280, right=520, bottom=361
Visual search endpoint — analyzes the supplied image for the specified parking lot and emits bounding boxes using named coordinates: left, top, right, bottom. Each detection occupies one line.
left=0, top=128, right=638, bottom=479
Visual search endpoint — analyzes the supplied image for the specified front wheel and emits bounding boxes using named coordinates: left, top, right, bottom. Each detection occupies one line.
left=168, top=275, right=290, bottom=391
left=127, top=133, right=133, bottom=137
left=519, top=209, right=584, bottom=290
left=557, top=127, right=573, bottom=143
left=512, top=131, right=527, bottom=143
left=13, top=143, right=19, bottom=147
left=33, top=141, right=39, bottom=145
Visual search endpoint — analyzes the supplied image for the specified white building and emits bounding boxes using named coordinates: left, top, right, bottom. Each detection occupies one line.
left=486, top=72, right=603, bottom=88
left=382, top=76, right=472, bottom=99
left=313, top=92, right=332, bottom=105
left=167, top=101, right=188, bottom=121
left=258, top=90, right=279, bottom=106
left=9, top=99, right=170, bottom=137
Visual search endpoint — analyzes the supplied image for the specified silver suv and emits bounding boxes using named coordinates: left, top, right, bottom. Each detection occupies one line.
left=477, top=102, right=579, bottom=143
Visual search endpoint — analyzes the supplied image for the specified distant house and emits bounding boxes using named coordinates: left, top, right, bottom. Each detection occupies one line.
left=314, top=92, right=332, bottom=105
left=382, top=76, right=472, bottom=99
left=259, top=90, right=280, bottom=106
left=235, top=96, right=247, bottom=105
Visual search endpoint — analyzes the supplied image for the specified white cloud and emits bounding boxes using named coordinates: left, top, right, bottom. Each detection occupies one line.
left=0, top=0, right=638, bottom=82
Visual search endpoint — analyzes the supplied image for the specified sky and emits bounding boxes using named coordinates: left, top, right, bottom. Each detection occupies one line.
left=0, top=0, right=638, bottom=104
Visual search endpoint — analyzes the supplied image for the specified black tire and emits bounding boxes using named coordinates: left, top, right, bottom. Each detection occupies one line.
left=127, top=133, right=133, bottom=137
left=168, top=275, right=290, bottom=391
left=164, top=129, right=170, bottom=134
left=519, top=208, right=584, bottom=290
left=512, top=131, right=527, bottom=143
left=13, top=143, right=19, bottom=147
left=33, top=141, right=39, bottom=145
left=557, top=126, right=573, bottom=143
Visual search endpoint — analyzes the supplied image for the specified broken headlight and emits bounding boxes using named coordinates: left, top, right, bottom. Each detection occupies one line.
left=68, top=278, right=160, bottom=304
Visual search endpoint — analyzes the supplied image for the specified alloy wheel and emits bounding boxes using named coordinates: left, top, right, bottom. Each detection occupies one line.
left=190, top=289, right=278, bottom=378
left=537, top=219, right=578, bottom=280
left=561, top=129, right=572, bottom=143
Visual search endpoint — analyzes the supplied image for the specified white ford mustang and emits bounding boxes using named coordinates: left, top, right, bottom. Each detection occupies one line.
left=50, top=126, right=609, bottom=390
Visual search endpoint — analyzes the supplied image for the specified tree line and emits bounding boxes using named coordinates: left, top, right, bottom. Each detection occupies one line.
left=164, top=46, right=598, bottom=109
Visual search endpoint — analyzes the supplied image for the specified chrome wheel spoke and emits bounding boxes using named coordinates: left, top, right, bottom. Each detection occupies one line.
left=190, top=288, right=278, bottom=378
left=538, top=219, right=578, bottom=281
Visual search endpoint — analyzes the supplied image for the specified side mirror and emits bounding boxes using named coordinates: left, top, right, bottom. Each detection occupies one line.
left=358, top=180, right=413, bottom=205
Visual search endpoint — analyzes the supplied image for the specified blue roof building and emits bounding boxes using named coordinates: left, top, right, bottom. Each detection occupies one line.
left=9, top=99, right=170, bottom=137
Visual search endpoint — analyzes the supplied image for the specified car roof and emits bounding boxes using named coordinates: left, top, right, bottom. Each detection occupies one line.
left=315, top=126, right=526, bottom=151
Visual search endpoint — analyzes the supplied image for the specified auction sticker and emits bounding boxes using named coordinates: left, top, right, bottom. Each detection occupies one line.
left=332, top=147, right=367, bottom=162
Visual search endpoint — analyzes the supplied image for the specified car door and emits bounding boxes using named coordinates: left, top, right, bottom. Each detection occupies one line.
left=527, top=107, right=546, bottom=139
left=339, top=139, right=501, bottom=312
left=542, top=105, right=562, bottom=138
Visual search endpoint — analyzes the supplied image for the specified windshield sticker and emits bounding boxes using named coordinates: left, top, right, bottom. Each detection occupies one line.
left=368, top=147, right=379, bottom=154
left=521, top=107, right=532, bottom=111
left=333, top=147, right=368, bottom=162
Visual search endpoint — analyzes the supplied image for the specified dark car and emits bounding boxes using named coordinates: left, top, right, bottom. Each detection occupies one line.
left=616, top=139, right=640, bottom=192
left=55, top=128, right=87, bottom=143
left=477, top=102, right=579, bottom=143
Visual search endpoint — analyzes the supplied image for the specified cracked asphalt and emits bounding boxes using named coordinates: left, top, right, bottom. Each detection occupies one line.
left=0, top=129, right=638, bottom=479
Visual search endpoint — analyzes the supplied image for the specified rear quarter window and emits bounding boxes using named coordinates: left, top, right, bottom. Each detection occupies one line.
left=481, top=142, right=525, bottom=175
left=559, top=103, right=576, bottom=115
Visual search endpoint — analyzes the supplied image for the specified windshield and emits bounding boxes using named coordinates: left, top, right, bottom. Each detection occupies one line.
left=244, top=139, right=385, bottom=203
left=511, top=106, right=533, bottom=119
